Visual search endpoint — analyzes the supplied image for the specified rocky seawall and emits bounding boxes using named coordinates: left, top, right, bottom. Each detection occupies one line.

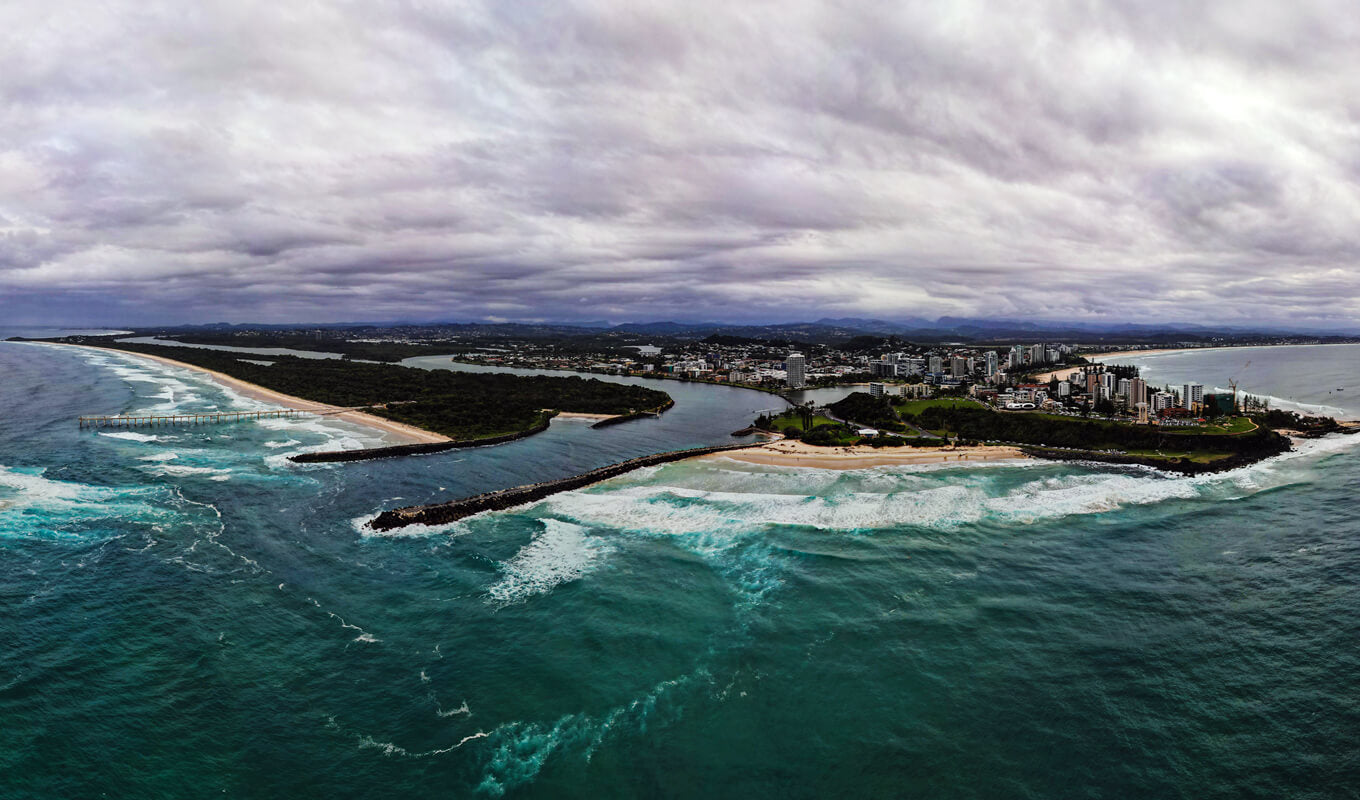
left=367, top=441, right=761, bottom=531
left=290, top=418, right=553, bottom=463
left=1021, top=436, right=1293, bottom=476
left=590, top=399, right=676, bottom=428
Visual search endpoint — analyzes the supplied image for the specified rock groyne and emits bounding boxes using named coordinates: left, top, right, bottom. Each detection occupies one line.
left=290, top=418, right=553, bottom=463
left=367, top=441, right=761, bottom=531
left=1020, top=436, right=1293, bottom=476
left=590, top=399, right=676, bottom=428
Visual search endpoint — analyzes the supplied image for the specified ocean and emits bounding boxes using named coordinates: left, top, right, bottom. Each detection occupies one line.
left=2, top=339, right=1357, bottom=798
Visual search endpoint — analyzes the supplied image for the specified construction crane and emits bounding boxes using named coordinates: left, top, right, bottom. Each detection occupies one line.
left=1227, top=360, right=1251, bottom=412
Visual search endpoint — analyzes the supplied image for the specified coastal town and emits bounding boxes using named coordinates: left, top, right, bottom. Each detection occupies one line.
left=30, top=326, right=1353, bottom=487
left=450, top=337, right=1255, bottom=428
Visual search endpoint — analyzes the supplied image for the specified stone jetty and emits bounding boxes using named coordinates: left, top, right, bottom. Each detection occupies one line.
left=367, top=441, right=761, bottom=531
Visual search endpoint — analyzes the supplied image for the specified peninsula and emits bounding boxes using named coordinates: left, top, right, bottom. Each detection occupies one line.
left=31, top=336, right=673, bottom=457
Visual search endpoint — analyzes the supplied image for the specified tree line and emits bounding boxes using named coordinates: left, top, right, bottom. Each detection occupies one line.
left=72, top=340, right=671, bottom=441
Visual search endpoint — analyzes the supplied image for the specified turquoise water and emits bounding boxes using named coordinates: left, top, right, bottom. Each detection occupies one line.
left=2, top=340, right=1358, bottom=798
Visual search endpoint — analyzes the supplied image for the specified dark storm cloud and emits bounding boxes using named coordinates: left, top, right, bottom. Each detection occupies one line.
left=2, top=1, right=1360, bottom=327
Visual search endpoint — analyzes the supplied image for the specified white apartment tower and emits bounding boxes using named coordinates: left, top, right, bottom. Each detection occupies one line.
left=1181, top=382, right=1204, bottom=411
left=785, top=352, right=806, bottom=389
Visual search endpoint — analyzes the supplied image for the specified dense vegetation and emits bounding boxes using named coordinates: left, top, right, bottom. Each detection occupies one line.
left=753, top=406, right=948, bottom=448
left=1256, top=409, right=1348, bottom=435
left=64, top=339, right=670, bottom=441
left=827, top=392, right=902, bottom=428
left=906, top=405, right=1289, bottom=458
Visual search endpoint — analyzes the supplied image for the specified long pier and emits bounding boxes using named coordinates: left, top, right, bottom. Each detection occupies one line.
left=79, top=410, right=311, bottom=429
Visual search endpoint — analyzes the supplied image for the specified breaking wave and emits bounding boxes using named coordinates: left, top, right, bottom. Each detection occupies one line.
left=486, top=519, right=614, bottom=605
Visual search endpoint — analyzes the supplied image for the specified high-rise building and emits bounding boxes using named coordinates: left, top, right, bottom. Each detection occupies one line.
left=929, top=356, right=943, bottom=374
left=985, top=351, right=999, bottom=376
left=951, top=356, right=969, bottom=377
left=1152, top=391, right=1175, bottom=412
left=1181, top=382, right=1204, bottom=411
left=1129, top=378, right=1147, bottom=407
left=785, top=352, right=806, bottom=388
left=1030, top=344, right=1047, bottom=364
left=869, top=382, right=886, bottom=398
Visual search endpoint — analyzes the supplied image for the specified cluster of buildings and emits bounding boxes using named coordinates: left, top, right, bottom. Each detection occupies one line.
left=454, top=339, right=1086, bottom=393
left=863, top=343, right=1072, bottom=383
left=986, top=364, right=1213, bottom=425
left=450, top=338, right=1230, bottom=426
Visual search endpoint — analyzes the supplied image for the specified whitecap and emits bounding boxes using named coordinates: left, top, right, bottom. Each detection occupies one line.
left=138, top=452, right=179, bottom=462
left=100, top=431, right=159, bottom=442
left=486, top=520, right=614, bottom=605
left=139, top=464, right=233, bottom=478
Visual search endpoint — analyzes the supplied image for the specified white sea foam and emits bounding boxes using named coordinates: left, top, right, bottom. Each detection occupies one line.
left=138, top=452, right=179, bottom=462
left=351, top=512, right=469, bottom=538
left=486, top=519, right=614, bottom=605
left=139, top=464, right=233, bottom=478
left=1204, top=385, right=1351, bottom=418
left=0, top=464, right=186, bottom=541
left=100, top=431, right=160, bottom=442
left=534, top=434, right=1360, bottom=535
left=263, top=439, right=302, bottom=449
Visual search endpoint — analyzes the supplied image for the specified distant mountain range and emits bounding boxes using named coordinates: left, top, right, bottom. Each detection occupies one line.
left=148, top=316, right=1360, bottom=345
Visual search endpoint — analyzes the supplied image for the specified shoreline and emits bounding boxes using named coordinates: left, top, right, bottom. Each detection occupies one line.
left=1030, top=348, right=1198, bottom=382
left=49, top=343, right=449, bottom=445
left=704, top=440, right=1029, bottom=470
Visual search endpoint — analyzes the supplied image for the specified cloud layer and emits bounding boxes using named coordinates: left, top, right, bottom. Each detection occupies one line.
left=3, top=1, right=1359, bottom=327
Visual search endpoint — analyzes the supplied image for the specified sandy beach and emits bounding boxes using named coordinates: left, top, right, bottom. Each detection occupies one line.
left=1030, top=348, right=1199, bottom=382
left=57, top=343, right=450, bottom=445
left=705, top=439, right=1029, bottom=470
left=552, top=411, right=617, bottom=420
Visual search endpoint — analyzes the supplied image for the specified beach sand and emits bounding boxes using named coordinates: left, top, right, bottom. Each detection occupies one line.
left=704, top=439, right=1029, bottom=470
left=58, top=343, right=450, bottom=445
left=1030, top=348, right=1200, bottom=382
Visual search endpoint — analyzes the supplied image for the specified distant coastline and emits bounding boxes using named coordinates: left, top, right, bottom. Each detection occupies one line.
left=1034, top=342, right=1352, bottom=383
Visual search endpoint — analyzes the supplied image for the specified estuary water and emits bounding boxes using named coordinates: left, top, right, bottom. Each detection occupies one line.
left=2, top=340, right=1358, bottom=798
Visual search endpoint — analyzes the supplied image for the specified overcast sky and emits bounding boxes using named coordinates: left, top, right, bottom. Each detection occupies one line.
left=3, top=1, right=1359, bottom=328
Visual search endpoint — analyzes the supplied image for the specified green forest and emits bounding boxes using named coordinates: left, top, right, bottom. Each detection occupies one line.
left=66, top=340, right=671, bottom=441
left=906, top=404, right=1289, bottom=457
